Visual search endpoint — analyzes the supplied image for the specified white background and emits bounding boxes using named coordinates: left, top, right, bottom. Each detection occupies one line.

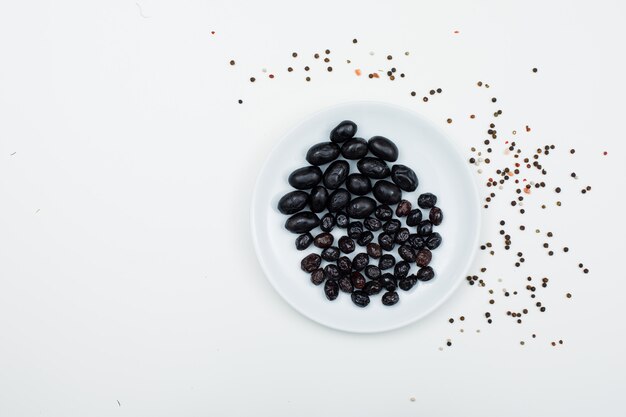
left=1, top=1, right=625, bottom=416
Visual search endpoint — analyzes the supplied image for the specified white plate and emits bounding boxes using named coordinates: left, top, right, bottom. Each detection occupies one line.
left=251, top=101, right=480, bottom=333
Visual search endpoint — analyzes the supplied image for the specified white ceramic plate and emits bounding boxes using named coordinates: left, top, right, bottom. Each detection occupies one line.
left=251, top=101, right=480, bottom=333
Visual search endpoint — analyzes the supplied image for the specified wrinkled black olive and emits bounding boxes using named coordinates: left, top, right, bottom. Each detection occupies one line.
left=340, top=137, right=368, bottom=159
left=417, top=220, right=433, bottom=237
left=396, top=200, right=412, bottom=217
left=416, top=266, right=435, bottom=281
left=357, top=157, right=391, bottom=179
left=346, top=196, right=377, bottom=219
left=313, top=232, right=334, bottom=249
left=277, top=190, right=309, bottom=214
left=373, top=180, right=402, bottom=205
left=406, top=209, right=423, bottom=227
left=324, top=264, right=340, bottom=280
left=301, top=253, right=321, bottom=272
left=408, top=234, right=426, bottom=250
left=324, top=280, right=339, bottom=300
left=357, top=231, right=374, bottom=246
left=311, top=268, right=325, bottom=285
left=330, top=120, right=357, bottom=143
left=364, top=217, right=382, bottom=231
left=285, top=211, right=320, bottom=233
left=345, top=173, right=372, bottom=195
left=395, top=228, right=410, bottom=244
left=364, top=280, right=382, bottom=295
left=306, top=142, right=341, bottom=165
left=368, top=136, right=398, bottom=162
left=379, top=254, right=396, bottom=270
left=321, top=246, right=341, bottom=262
left=352, top=253, right=369, bottom=271
left=323, top=160, right=350, bottom=189
left=338, top=276, right=354, bottom=293
left=394, top=261, right=410, bottom=279
left=378, top=233, right=395, bottom=251
left=417, top=192, right=438, bottom=209
left=336, top=212, right=349, bottom=228
left=320, top=212, right=336, bottom=232
left=415, top=248, right=432, bottom=267
left=364, top=265, right=382, bottom=280
left=295, top=233, right=313, bottom=250
left=366, top=243, right=382, bottom=259
left=327, top=188, right=351, bottom=212
left=308, top=186, right=329, bottom=213
left=426, top=232, right=442, bottom=250
left=351, top=290, right=370, bottom=307
left=382, top=291, right=400, bottom=306
left=398, top=245, right=416, bottom=262
left=375, top=205, right=393, bottom=220
left=399, top=275, right=418, bottom=291
left=351, top=271, right=366, bottom=289
left=429, top=206, right=443, bottom=225
left=337, top=256, right=352, bottom=274
left=338, top=236, right=356, bottom=254
left=391, top=164, right=418, bottom=192
left=379, top=273, right=397, bottom=291
left=288, top=166, right=323, bottom=190
left=383, top=219, right=401, bottom=234
left=347, top=221, right=364, bottom=239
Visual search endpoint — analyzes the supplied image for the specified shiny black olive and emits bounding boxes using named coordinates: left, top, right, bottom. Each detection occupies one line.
left=338, top=236, right=356, bottom=254
left=313, top=232, right=334, bottom=249
left=415, top=248, right=432, bottom=267
left=351, top=253, right=369, bottom=271
left=378, top=254, right=396, bottom=270
left=394, top=261, right=410, bottom=279
left=398, top=245, right=416, bottom=262
left=398, top=275, right=418, bottom=291
left=363, top=217, right=382, bottom=231
left=347, top=221, right=364, bottom=239
left=416, top=266, right=435, bottom=281
left=336, top=212, right=349, bottom=228
left=391, top=164, right=418, bottom=192
left=426, top=232, right=442, bottom=250
left=383, top=219, right=401, bottom=234
left=324, top=264, right=340, bottom=280
left=368, top=136, right=398, bottom=162
left=379, top=273, right=397, bottom=291
left=351, top=271, right=366, bottom=289
left=357, top=231, right=374, bottom=246
left=351, top=290, right=370, bottom=307
left=338, top=276, right=354, bottom=293
left=395, top=228, right=410, bottom=244
left=306, top=142, right=341, bottom=166
left=323, top=160, right=350, bottom=189
left=429, top=206, right=443, bottom=225
left=364, top=265, right=382, bottom=280
left=327, top=188, right=351, bottom=212
left=277, top=190, right=309, bottom=214
left=357, top=157, right=391, bottom=179
left=417, top=220, right=433, bottom=236
left=340, top=137, right=368, bottom=159
left=324, top=280, right=339, bottom=300
left=396, top=200, right=412, bottom=217
left=408, top=234, right=426, bottom=250
left=321, top=246, right=341, bottom=262
left=311, top=268, right=326, bottom=285
left=366, top=243, right=382, bottom=259
left=308, top=186, right=329, bottom=213
left=364, top=280, right=382, bottom=295
left=406, top=209, right=423, bottom=227
left=417, top=192, right=438, bottom=209
left=330, top=120, right=357, bottom=143
left=285, top=211, right=320, bottom=233
left=301, top=253, right=321, bottom=272
left=345, top=173, right=372, bottom=195
left=373, top=180, right=402, bottom=205
left=337, top=256, right=352, bottom=274
left=288, top=166, right=323, bottom=190
left=346, top=196, right=377, bottom=219
left=295, top=233, right=313, bottom=250
left=378, top=233, right=395, bottom=251
left=374, top=205, right=393, bottom=220
left=320, top=212, right=336, bottom=232
left=382, top=291, right=400, bottom=306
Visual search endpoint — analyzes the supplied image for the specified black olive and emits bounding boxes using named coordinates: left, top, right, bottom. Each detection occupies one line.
left=295, top=233, right=313, bottom=250
left=408, top=234, right=426, bottom=250
left=337, top=256, right=352, bottom=274
left=378, top=233, right=395, bottom=251
left=323, top=160, right=350, bottom=189
left=364, top=280, right=382, bottom=295
left=327, top=188, right=351, bottom=212
left=373, top=180, right=402, bottom=205
left=417, top=192, right=438, bottom=209
left=357, top=157, right=391, bottom=179
left=306, top=142, right=341, bottom=165
left=285, top=211, right=320, bottom=233
left=366, top=243, right=382, bottom=259
left=336, top=212, right=349, bottom=228
left=416, top=266, right=435, bottom=281
left=346, top=196, right=377, bottom=219
left=383, top=219, right=401, bottom=234
left=277, top=190, right=309, bottom=214
left=288, top=166, right=323, bottom=189
left=398, top=245, right=416, bottom=262
left=324, top=280, right=339, bottom=300
left=382, top=291, right=400, bottom=306
left=340, top=137, right=368, bottom=159
left=321, top=246, right=341, bottom=262
left=351, top=271, right=366, bottom=289
left=415, top=248, right=432, bottom=267
left=364, top=265, right=382, bottom=280
left=394, top=261, right=410, bottom=279
left=338, top=236, right=356, bottom=254
left=391, top=164, right=418, bottom=192
left=368, top=136, right=399, bottom=162
left=301, top=253, right=321, bottom=272
left=374, top=205, right=393, bottom=220
left=379, top=273, right=397, bottom=291
left=426, top=232, right=443, bottom=250
left=396, top=200, right=412, bottom=217
left=320, top=212, right=336, bottom=232
left=347, top=221, right=364, bottom=239
left=313, top=232, right=334, bottom=248
left=398, top=275, right=418, bottom=291
left=357, top=231, right=374, bottom=246
left=352, top=253, right=369, bottom=271
left=364, top=217, right=382, bottom=231
left=311, top=268, right=326, bottom=285
left=351, top=290, right=370, bottom=307
left=330, top=120, right=357, bottom=143
left=345, top=173, right=372, bottom=195
left=395, top=228, right=410, bottom=244
left=338, top=276, right=354, bottom=293
left=417, top=220, right=433, bottom=236
left=429, top=206, right=443, bottom=225
left=308, top=186, right=329, bottom=213
left=406, top=209, right=423, bottom=227
left=324, top=264, right=340, bottom=280
left=378, top=254, right=396, bottom=270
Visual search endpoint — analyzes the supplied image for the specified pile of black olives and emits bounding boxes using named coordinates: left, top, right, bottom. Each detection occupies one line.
left=278, top=120, right=444, bottom=308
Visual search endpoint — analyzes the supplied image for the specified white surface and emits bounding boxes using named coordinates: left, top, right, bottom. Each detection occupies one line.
left=1, top=0, right=625, bottom=416
left=252, top=101, right=480, bottom=332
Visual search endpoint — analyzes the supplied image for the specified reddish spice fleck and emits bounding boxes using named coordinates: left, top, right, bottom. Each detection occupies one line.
left=470, top=114, right=475, bottom=119
left=603, top=151, right=608, bottom=155
left=523, top=188, right=531, bottom=195
left=211, top=31, right=215, bottom=35
left=355, top=69, right=362, bottom=76
left=268, top=74, right=274, bottom=79
left=525, top=125, right=531, bottom=132
left=372, top=73, right=380, bottom=78
left=454, top=30, right=459, bottom=34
